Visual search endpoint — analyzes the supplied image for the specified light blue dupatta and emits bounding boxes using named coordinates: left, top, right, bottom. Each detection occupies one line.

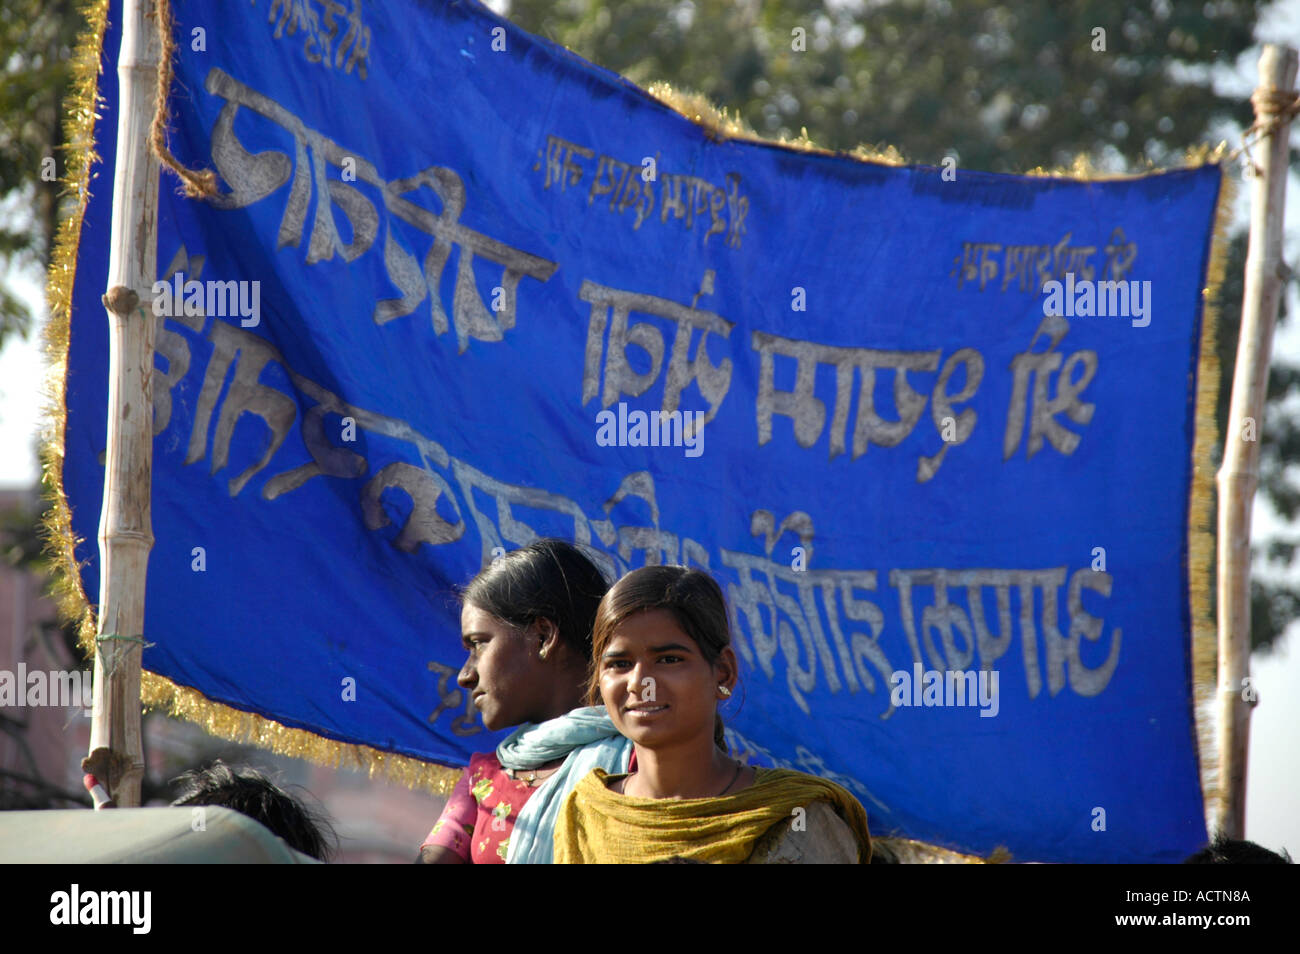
left=500, top=706, right=632, bottom=864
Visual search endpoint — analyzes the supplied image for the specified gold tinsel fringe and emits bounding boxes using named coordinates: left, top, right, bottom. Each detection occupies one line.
left=647, top=82, right=1231, bottom=178
left=1189, top=157, right=1237, bottom=832
left=40, top=9, right=1231, bottom=812
left=140, top=674, right=462, bottom=793
left=646, top=82, right=907, bottom=165
left=40, top=0, right=108, bottom=674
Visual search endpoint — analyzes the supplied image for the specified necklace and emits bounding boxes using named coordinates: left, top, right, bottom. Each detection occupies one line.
left=507, top=759, right=561, bottom=786
left=620, top=760, right=743, bottom=797
left=717, top=761, right=743, bottom=797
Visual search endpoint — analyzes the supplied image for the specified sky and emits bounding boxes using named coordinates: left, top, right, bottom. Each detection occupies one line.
left=0, top=0, right=1296, bottom=859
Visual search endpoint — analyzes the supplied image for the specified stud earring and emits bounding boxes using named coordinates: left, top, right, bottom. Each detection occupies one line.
left=539, top=648, right=549, bottom=661
left=718, top=685, right=732, bottom=697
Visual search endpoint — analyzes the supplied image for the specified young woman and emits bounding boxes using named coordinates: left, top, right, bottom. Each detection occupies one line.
left=553, top=565, right=872, bottom=864
left=417, top=540, right=633, bottom=864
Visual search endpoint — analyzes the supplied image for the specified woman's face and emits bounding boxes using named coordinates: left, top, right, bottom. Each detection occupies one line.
left=597, top=608, right=728, bottom=750
left=457, top=602, right=545, bottom=731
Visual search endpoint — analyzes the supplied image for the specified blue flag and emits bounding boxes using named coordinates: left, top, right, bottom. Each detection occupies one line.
left=59, top=0, right=1223, bottom=861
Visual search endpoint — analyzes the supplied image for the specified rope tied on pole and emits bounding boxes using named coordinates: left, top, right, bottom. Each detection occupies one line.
left=95, top=633, right=151, bottom=647
left=149, top=0, right=218, bottom=197
left=1229, top=87, right=1300, bottom=175
left=95, top=633, right=155, bottom=679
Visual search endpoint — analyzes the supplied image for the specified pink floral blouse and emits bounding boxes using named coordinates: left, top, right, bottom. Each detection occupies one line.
left=421, top=752, right=538, bottom=864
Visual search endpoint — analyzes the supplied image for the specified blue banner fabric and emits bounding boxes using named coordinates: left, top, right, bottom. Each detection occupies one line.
left=61, top=0, right=1222, bottom=861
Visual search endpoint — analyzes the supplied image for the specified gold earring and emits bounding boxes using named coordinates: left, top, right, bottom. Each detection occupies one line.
left=718, top=685, right=732, bottom=697
left=539, top=648, right=549, bottom=661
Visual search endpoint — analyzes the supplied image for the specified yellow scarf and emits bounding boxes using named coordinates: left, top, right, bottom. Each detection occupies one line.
left=553, top=767, right=871, bottom=864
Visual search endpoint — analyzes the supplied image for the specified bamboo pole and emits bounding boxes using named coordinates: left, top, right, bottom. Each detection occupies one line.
left=1213, top=44, right=1297, bottom=840
left=84, top=0, right=163, bottom=807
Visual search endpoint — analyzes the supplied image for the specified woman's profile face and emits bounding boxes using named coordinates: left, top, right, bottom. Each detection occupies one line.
left=457, top=602, right=544, bottom=731
left=597, top=608, right=723, bottom=750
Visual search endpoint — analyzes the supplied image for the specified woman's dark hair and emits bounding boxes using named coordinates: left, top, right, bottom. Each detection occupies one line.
left=1183, top=833, right=1292, bottom=864
left=170, top=760, right=337, bottom=862
left=459, top=539, right=611, bottom=660
left=587, top=565, right=734, bottom=749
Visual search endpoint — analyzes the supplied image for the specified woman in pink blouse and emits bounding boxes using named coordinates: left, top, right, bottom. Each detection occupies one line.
left=417, top=540, right=632, bottom=864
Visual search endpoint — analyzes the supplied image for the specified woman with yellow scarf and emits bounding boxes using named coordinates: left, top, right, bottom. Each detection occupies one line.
left=553, top=565, right=871, bottom=863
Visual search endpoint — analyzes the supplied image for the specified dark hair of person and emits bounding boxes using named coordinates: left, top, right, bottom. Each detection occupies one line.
left=1183, top=832, right=1292, bottom=864
left=650, top=856, right=706, bottom=863
left=587, top=564, right=734, bottom=750
left=459, top=539, right=611, bottom=659
left=170, top=760, right=337, bottom=862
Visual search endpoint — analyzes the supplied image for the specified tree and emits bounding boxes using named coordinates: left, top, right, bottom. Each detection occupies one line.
left=0, top=0, right=81, bottom=348
left=498, top=0, right=1262, bottom=169
left=499, top=0, right=1298, bottom=652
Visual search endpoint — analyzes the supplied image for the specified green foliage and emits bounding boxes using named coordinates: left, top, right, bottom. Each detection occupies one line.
left=502, top=0, right=1262, bottom=170
left=0, top=0, right=81, bottom=348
